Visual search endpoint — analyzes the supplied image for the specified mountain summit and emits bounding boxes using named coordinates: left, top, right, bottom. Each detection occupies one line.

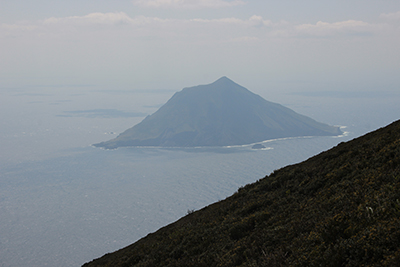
left=94, top=77, right=341, bottom=149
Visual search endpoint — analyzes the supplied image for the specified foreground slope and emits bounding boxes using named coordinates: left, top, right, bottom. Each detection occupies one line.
left=84, top=120, right=400, bottom=267
left=94, top=77, right=341, bottom=149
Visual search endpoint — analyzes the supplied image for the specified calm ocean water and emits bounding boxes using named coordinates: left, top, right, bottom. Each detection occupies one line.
left=0, top=86, right=399, bottom=266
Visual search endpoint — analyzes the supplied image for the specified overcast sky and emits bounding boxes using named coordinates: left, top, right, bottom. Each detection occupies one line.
left=1, top=0, right=399, bottom=93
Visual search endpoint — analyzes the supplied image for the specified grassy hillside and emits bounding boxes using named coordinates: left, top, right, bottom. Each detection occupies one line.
left=84, top=120, right=400, bottom=267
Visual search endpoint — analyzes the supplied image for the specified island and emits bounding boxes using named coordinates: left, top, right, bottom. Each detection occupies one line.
left=93, top=77, right=341, bottom=149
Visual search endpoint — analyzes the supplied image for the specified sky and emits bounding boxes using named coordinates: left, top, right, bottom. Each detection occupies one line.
left=1, top=0, right=400, bottom=93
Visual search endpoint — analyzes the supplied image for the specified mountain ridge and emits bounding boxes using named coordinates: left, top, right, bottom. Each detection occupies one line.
left=84, top=119, right=400, bottom=266
left=94, top=77, right=341, bottom=149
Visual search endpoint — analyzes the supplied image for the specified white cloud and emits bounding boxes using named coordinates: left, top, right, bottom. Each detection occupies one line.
left=4, top=13, right=263, bottom=39
left=190, top=17, right=242, bottom=24
left=132, top=0, right=245, bottom=9
left=2, top=10, right=399, bottom=91
left=0, top=23, right=37, bottom=31
left=190, top=15, right=270, bottom=27
left=380, top=11, right=400, bottom=20
left=0, top=13, right=389, bottom=44
left=41, top=12, right=179, bottom=29
left=295, top=20, right=373, bottom=37
left=249, top=15, right=271, bottom=27
left=44, top=12, right=137, bottom=25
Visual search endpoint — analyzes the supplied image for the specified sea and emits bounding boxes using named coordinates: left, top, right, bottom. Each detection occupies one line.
left=0, top=85, right=399, bottom=266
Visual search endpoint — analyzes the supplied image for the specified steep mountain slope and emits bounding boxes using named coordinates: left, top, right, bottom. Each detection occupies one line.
left=94, top=77, right=341, bottom=149
left=84, top=119, right=400, bottom=267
